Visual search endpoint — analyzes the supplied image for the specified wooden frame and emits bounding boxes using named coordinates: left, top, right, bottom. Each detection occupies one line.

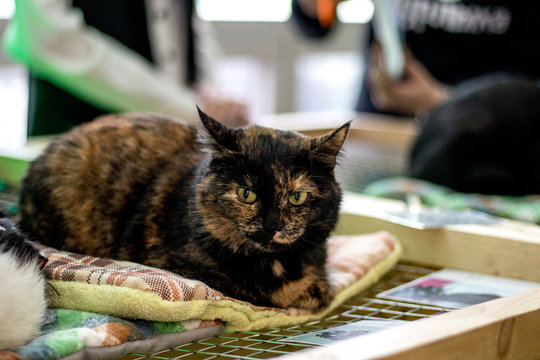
left=282, top=286, right=540, bottom=359
left=338, top=193, right=540, bottom=282
left=256, top=110, right=418, bottom=149
left=307, top=194, right=540, bottom=359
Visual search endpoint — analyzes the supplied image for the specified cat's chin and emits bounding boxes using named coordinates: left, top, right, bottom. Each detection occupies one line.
left=265, top=241, right=293, bottom=253
left=244, top=237, right=292, bottom=254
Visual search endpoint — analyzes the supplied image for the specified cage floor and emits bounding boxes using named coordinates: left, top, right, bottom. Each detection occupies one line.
left=120, top=262, right=453, bottom=360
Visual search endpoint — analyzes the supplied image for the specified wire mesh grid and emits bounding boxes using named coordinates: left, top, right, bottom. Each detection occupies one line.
left=335, top=141, right=407, bottom=194
left=120, top=262, right=454, bottom=360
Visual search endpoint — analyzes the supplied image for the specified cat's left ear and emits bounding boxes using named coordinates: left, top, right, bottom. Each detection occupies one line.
left=197, top=106, right=241, bottom=153
left=309, top=121, right=351, bottom=168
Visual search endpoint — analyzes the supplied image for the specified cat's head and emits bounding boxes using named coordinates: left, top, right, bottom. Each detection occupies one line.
left=195, top=108, right=350, bottom=254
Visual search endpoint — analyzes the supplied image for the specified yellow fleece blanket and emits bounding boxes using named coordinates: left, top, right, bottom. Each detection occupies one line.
left=41, top=232, right=401, bottom=331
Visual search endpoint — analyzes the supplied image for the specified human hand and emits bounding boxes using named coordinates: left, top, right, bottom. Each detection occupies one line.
left=368, top=44, right=448, bottom=116
left=198, top=88, right=250, bottom=128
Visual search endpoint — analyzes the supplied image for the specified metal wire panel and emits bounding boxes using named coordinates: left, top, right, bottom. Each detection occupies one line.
left=122, top=262, right=453, bottom=360
left=335, top=141, right=407, bottom=194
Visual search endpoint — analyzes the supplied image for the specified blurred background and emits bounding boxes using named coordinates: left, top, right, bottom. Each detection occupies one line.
left=0, top=0, right=374, bottom=148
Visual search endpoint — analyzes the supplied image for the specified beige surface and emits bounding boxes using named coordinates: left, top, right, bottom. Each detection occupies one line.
left=256, top=110, right=417, bottom=149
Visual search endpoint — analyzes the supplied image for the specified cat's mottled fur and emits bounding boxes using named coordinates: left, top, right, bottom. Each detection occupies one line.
left=19, top=110, right=350, bottom=310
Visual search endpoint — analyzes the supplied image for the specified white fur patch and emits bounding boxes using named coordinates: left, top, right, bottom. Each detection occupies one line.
left=0, top=251, right=47, bottom=349
left=77, top=328, right=107, bottom=347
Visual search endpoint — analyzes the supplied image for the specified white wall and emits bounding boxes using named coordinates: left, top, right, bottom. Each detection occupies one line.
left=210, top=20, right=367, bottom=117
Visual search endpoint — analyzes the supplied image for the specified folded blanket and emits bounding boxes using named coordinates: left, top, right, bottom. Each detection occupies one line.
left=41, top=232, right=401, bottom=331
left=364, top=177, right=540, bottom=224
left=1, top=308, right=222, bottom=360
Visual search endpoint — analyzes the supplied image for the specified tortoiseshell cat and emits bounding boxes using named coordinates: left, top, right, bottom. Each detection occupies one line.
left=19, top=109, right=350, bottom=311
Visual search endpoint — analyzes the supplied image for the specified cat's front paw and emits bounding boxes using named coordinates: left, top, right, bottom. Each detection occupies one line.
left=290, top=279, right=333, bottom=312
left=271, top=276, right=333, bottom=312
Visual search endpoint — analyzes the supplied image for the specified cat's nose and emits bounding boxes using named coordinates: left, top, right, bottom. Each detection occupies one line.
left=263, top=208, right=282, bottom=233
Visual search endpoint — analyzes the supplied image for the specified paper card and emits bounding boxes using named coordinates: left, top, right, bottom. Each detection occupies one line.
left=377, top=268, right=540, bottom=309
left=281, top=320, right=405, bottom=346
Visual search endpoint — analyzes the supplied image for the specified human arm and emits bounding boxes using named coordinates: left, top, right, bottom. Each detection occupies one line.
left=2, top=0, right=247, bottom=126
left=367, top=44, right=449, bottom=117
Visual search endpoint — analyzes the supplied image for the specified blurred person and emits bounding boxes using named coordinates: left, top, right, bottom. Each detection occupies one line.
left=291, top=0, right=540, bottom=117
left=2, top=0, right=249, bottom=136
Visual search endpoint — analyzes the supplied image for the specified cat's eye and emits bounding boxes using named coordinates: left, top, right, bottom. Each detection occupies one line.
left=289, top=191, right=309, bottom=205
left=237, top=188, right=257, bottom=203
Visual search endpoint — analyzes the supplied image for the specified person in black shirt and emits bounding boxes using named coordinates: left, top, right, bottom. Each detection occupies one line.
left=292, top=0, right=540, bottom=117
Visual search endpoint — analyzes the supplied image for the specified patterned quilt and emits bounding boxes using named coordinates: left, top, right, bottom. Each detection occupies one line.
left=1, top=309, right=221, bottom=360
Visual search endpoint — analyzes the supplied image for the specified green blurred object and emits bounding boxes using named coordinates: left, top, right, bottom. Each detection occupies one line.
left=0, top=138, right=50, bottom=215
left=0, top=136, right=51, bottom=188
left=364, top=177, right=540, bottom=224
left=0, top=152, right=31, bottom=188
left=0, top=179, right=20, bottom=215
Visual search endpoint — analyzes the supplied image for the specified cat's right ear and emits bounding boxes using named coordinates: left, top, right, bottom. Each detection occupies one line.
left=197, top=106, right=241, bottom=153
left=309, top=121, right=351, bottom=168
